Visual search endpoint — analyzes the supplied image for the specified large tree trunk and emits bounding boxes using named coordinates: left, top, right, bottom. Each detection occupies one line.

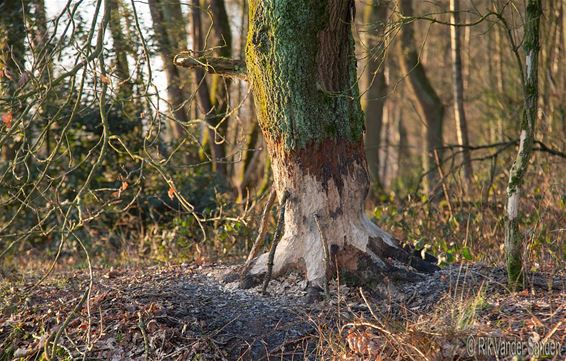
left=397, top=0, right=445, bottom=198
left=449, top=0, right=473, bottom=188
left=242, top=0, right=437, bottom=295
left=505, top=0, right=542, bottom=289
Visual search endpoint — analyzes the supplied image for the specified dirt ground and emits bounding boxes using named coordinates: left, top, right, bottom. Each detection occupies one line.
left=1, top=263, right=564, bottom=360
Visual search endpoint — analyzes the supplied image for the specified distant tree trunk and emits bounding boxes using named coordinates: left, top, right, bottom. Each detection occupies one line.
left=191, top=0, right=227, bottom=176
left=161, top=0, right=193, bottom=139
left=450, top=0, right=473, bottom=188
left=241, top=0, right=437, bottom=297
left=209, top=0, right=232, bottom=176
left=505, top=0, right=542, bottom=289
left=494, top=5, right=506, bottom=140
left=362, top=0, right=388, bottom=193
left=30, top=0, right=52, bottom=156
left=148, top=0, right=189, bottom=138
left=398, top=0, right=445, bottom=199
left=0, top=0, right=26, bottom=161
left=109, top=0, right=142, bottom=144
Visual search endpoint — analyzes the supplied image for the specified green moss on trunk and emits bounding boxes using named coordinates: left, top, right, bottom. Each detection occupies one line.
left=245, top=0, right=364, bottom=151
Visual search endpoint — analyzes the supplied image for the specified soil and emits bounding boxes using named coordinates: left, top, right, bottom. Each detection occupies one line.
left=1, top=263, right=564, bottom=360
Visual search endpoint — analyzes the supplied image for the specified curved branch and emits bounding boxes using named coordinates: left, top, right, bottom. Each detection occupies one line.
left=173, top=51, right=247, bottom=80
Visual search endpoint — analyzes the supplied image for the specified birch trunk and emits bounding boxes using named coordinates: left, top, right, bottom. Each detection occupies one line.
left=505, top=0, right=542, bottom=289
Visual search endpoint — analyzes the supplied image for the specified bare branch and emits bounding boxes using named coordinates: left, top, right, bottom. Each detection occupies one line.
left=173, top=51, right=247, bottom=79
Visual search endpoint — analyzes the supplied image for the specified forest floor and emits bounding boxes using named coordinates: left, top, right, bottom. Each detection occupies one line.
left=0, top=262, right=564, bottom=360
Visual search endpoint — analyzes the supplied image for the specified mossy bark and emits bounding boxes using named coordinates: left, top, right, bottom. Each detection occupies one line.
left=505, top=0, right=542, bottom=290
left=243, top=0, right=437, bottom=294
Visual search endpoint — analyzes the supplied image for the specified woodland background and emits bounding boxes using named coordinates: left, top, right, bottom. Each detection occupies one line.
left=0, top=0, right=564, bottom=294
left=0, top=0, right=565, bottom=359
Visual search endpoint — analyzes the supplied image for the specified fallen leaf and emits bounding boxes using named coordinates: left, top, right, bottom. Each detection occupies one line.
left=2, top=112, right=12, bottom=128
left=168, top=186, right=176, bottom=200
left=100, top=74, right=111, bottom=84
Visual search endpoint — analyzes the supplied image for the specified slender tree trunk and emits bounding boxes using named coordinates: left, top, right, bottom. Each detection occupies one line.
left=148, top=0, right=190, bottom=138
left=191, top=0, right=227, bottom=176
left=362, top=0, right=388, bottom=192
left=109, top=0, right=143, bottom=145
left=30, top=0, right=52, bottom=156
left=0, top=0, right=26, bottom=161
left=450, top=0, right=473, bottom=188
left=494, top=5, right=505, bottom=140
left=505, top=0, right=542, bottom=289
left=209, top=0, right=232, bottom=176
left=398, top=0, right=445, bottom=199
left=242, top=0, right=437, bottom=296
left=161, top=0, right=193, bottom=138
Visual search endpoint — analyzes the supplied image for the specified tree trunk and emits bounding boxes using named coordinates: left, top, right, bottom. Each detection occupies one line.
left=30, top=0, right=53, bottom=156
left=397, top=0, right=445, bottom=199
left=243, top=0, right=437, bottom=295
left=449, top=0, right=473, bottom=188
left=505, top=0, right=542, bottom=289
left=0, top=0, right=26, bottom=161
left=362, top=0, right=388, bottom=192
left=148, top=0, right=190, bottom=138
left=191, top=0, right=227, bottom=176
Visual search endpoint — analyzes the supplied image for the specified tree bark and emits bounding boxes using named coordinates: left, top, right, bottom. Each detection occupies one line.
left=449, top=0, right=473, bottom=188
left=397, top=0, right=445, bottom=199
left=505, top=0, right=542, bottom=289
left=191, top=0, right=227, bottom=176
left=148, top=0, right=190, bottom=138
left=362, top=0, right=388, bottom=192
left=242, top=0, right=437, bottom=295
left=0, top=0, right=26, bottom=161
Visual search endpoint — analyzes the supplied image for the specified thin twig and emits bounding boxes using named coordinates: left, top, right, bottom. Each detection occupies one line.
left=138, top=312, right=149, bottom=360
left=241, top=188, right=277, bottom=277
left=433, top=149, right=454, bottom=217
left=262, top=191, right=290, bottom=295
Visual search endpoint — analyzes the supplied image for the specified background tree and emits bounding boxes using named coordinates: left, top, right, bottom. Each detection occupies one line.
left=397, top=0, right=445, bottom=199
left=450, top=0, right=473, bottom=188
left=148, top=0, right=191, bottom=139
left=361, top=0, right=389, bottom=193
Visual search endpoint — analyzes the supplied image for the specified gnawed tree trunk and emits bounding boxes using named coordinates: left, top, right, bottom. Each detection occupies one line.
left=361, top=0, right=388, bottom=193
left=398, top=0, right=445, bottom=199
left=505, top=0, right=542, bottom=289
left=240, top=0, right=437, bottom=296
left=449, top=0, right=473, bottom=189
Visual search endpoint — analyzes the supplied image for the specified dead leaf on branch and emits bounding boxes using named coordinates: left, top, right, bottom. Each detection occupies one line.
left=2, top=111, right=13, bottom=128
left=168, top=186, right=176, bottom=200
